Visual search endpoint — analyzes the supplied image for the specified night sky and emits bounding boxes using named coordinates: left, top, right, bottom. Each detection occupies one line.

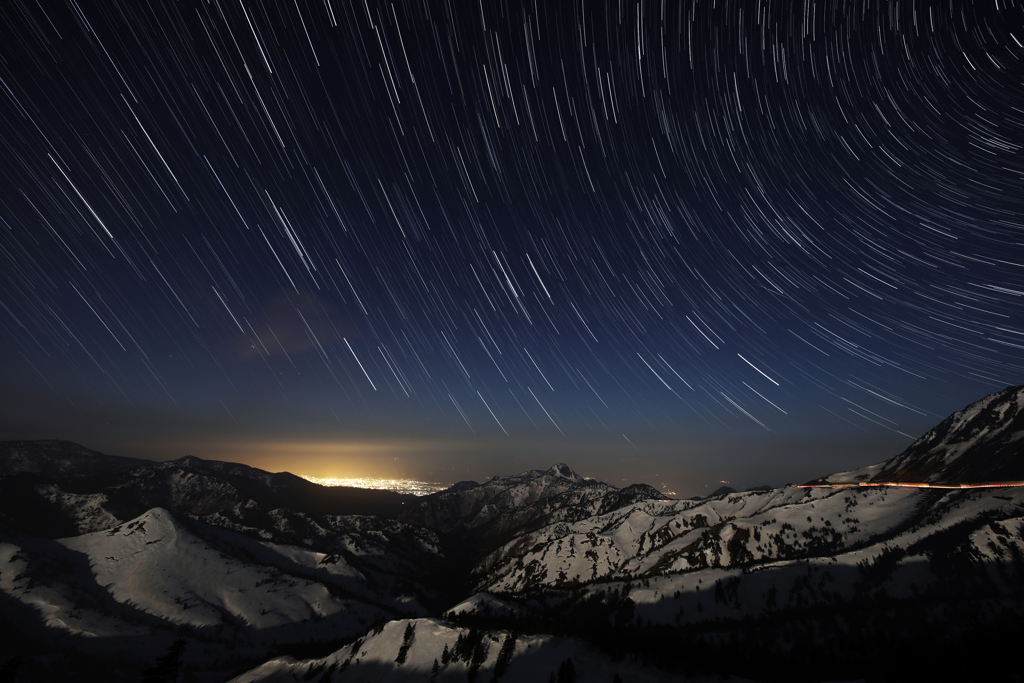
left=1, top=1, right=1022, bottom=495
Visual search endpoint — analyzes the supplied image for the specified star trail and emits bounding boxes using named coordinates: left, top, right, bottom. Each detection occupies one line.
left=1, top=1, right=1022, bottom=493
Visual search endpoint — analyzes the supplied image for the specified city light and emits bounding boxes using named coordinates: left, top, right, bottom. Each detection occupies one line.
left=299, top=475, right=449, bottom=496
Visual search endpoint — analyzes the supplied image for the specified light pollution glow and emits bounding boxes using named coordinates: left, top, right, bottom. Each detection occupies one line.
left=175, top=439, right=454, bottom=480
left=299, top=475, right=449, bottom=496
left=194, top=437, right=726, bottom=497
left=108, top=433, right=801, bottom=498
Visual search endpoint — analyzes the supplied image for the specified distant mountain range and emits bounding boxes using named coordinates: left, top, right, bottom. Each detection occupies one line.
left=2, top=386, right=1023, bottom=682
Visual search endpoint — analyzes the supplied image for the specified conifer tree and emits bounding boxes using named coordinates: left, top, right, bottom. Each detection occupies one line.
left=452, top=633, right=466, bottom=662
left=396, top=622, right=416, bottom=664
left=557, top=657, right=576, bottom=683
left=493, top=633, right=516, bottom=679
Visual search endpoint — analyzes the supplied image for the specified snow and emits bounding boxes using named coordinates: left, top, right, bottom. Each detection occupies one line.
left=824, top=460, right=887, bottom=484
left=477, top=480, right=1024, bottom=607
left=36, top=484, right=122, bottom=533
left=448, top=592, right=521, bottom=617
left=228, top=617, right=730, bottom=682
left=59, top=508, right=351, bottom=630
left=877, top=385, right=1024, bottom=481
left=6, top=388, right=1024, bottom=680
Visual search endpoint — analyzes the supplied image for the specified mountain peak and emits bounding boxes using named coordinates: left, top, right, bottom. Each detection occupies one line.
left=706, top=485, right=737, bottom=498
left=546, top=462, right=583, bottom=481
left=874, top=384, right=1024, bottom=483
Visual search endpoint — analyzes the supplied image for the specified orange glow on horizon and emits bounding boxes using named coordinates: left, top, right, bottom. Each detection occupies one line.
left=179, top=438, right=455, bottom=479
left=298, top=475, right=448, bottom=495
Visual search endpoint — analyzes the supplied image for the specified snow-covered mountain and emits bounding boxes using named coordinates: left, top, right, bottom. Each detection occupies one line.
left=0, top=446, right=413, bottom=539
left=873, top=384, right=1024, bottom=483
left=474, top=474, right=1024, bottom=598
left=231, top=386, right=1024, bottom=682
left=812, top=385, right=1024, bottom=487
left=226, top=616, right=704, bottom=683
left=397, top=463, right=663, bottom=552
left=232, top=471, right=1023, bottom=681
left=0, top=447, right=454, bottom=681
left=1, top=504, right=449, bottom=680
left=0, top=439, right=152, bottom=478
left=468, top=390, right=1024, bottom=601
left=3, top=386, right=1024, bottom=681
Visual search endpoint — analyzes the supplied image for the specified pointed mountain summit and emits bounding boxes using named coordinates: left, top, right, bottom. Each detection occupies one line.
left=705, top=485, right=737, bottom=498
left=483, top=462, right=586, bottom=485
left=398, top=463, right=661, bottom=552
left=546, top=462, right=584, bottom=481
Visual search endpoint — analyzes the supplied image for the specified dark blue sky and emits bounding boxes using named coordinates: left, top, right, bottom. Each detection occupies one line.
left=1, top=1, right=1022, bottom=495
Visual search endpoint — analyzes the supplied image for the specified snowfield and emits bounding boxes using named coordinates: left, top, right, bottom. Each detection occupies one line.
left=477, top=485, right=923, bottom=591
left=59, top=508, right=352, bottom=630
left=476, top=484, right=1024, bottom=627
left=3, top=387, right=1024, bottom=680
left=228, top=616, right=736, bottom=683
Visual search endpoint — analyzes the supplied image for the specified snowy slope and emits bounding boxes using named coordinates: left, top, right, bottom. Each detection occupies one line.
left=0, top=535, right=151, bottom=640
left=0, top=442, right=415, bottom=540
left=0, top=506, right=450, bottom=668
left=59, top=508, right=354, bottom=630
left=476, top=486, right=915, bottom=590
left=228, top=617, right=711, bottom=682
left=398, top=463, right=662, bottom=549
left=35, top=484, right=122, bottom=534
left=872, top=384, right=1024, bottom=482
left=475, top=482, right=1024, bottom=608
left=821, top=460, right=888, bottom=484
left=622, top=487, right=1024, bottom=628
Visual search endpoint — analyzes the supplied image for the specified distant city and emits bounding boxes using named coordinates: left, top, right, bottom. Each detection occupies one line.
left=300, top=475, right=450, bottom=496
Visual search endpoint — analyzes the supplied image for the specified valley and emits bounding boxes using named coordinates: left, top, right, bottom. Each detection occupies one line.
left=2, top=386, right=1023, bottom=681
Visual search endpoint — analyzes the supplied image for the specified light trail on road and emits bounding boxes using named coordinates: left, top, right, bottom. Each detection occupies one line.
left=790, top=481, right=1024, bottom=490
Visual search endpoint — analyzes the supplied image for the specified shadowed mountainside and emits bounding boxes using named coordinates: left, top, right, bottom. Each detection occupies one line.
left=395, top=463, right=664, bottom=557
left=3, top=385, right=1024, bottom=681
left=873, top=384, right=1024, bottom=483
left=0, top=444, right=414, bottom=538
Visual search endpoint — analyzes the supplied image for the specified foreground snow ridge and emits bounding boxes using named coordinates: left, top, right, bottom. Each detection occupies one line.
left=229, top=617, right=698, bottom=683
left=60, top=508, right=350, bottom=630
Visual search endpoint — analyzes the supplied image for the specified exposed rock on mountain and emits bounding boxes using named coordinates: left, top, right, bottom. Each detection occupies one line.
left=815, top=384, right=1024, bottom=487
left=4, top=385, right=1024, bottom=681
left=396, top=463, right=664, bottom=554
left=873, top=384, right=1024, bottom=483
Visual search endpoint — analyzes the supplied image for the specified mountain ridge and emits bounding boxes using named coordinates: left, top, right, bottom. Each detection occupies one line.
left=815, top=384, right=1024, bottom=486
left=874, top=384, right=1024, bottom=483
left=3, top=385, right=1024, bottom=681
left=0, top=440, right=153, bottom=478
left=395, top=461, right=664, bottom=558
